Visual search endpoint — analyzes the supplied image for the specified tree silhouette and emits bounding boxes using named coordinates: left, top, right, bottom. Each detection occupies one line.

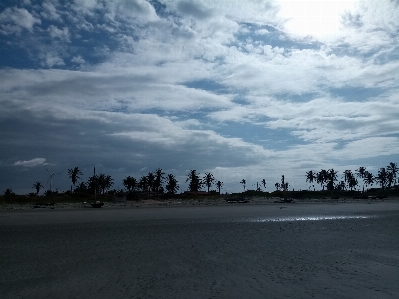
left=363, top=171, right=374, bottom=189
left=261, top=179, right=267, bottom=190
left=386, top=162, right=398, bottom=188
left=123, top=176, right=137, bottom=193
left=153, top=168, right=165, bottom=198
left=74, top=182, right=88, bottom=194
left=240, top=179, right=246, bottom=191
left=344, top=170, right=358, bottom=191
left=216, top=180, right=223, bottom=194
left=203, top=172, right=215, bottom=193
left=88, top=174, right=113, bottom=194
left=376, top=167, right=388, bottom=190
left=165, top=174, right=179, bottom=194
left=146, top=172, right=155, bottom=195
left=97, top=174, right=114, bottom=194
left=68, top=167, right=83, bottom=188
left=138, top=175, right=149, bottom=193
left=355, top=167, right=367, bottom=179
left=280, top=175, right=289, bottom=191
left=32, top=181, right=44, bottom=195
left=306, top=170, right=316, bottom=190
left=326, top=169, right=338, bottom=191
left=3, top=189, right=15, bottom=196
left=316, top=169, right=328, bottom=190
left=186, top=170, right=202, bottom=193
left=87, top=175, right=99, bottom=194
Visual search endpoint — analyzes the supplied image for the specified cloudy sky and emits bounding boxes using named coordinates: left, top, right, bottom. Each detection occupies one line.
left=1, top=0, right=399, bottom=194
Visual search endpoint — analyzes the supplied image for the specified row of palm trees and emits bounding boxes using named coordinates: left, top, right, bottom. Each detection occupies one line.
left=63, top=168, right=224, bottom=196
left=24, top=162, right=398, bottom=196
left=305, top=162, right=398, bottom=191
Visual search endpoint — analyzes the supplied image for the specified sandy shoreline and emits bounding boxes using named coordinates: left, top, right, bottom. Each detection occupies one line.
left=1, top=196, right=398, bottom=211
left=1, top=202, right=399, bottom=298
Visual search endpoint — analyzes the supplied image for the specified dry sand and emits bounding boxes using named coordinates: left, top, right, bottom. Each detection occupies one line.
left=1, top=201, right=398, bottom=298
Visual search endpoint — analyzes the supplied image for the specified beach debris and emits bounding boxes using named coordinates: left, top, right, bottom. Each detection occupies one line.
left=90, top=201, right=104, bottom=208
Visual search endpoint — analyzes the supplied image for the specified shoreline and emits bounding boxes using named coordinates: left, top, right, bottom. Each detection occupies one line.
left=1, top=196, right=399, bottom=211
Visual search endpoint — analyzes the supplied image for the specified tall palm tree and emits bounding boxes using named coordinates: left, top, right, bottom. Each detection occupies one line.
left=138, top=175, right=149, bottom=193
left=326, top=169, right=338, bottom=191
left=153, top=168, right=165, bottom=198
left=33, top=181, right=44, bottom=195
left=281, top=175, right=288, bottom=191
left=306, top=170, right=316, bottom=190
left=203, top=172, right=215, bottom=193
left=186, top=170, right=202, bottom=193
left=165, top=174, right=179, bottom=194
left=68, top=167, right=83, bottom=188
left=386, top=162, right=398, bottom=188
left=261, top=179, right=267, bottom=190
left=363, top=171, right=374, bottom=188
left=376, top=167, right=388, bottom=190
left=97, top=173, right=114, bottom=194
left=240, top=179, right=246, bottom=191
left=216, top=180, right=223, bottom=194
left=317, top=169, right=328, bottom=190
left=146, top=172, right=155, bottom=195
left=123, top=176, right=137, bottom=193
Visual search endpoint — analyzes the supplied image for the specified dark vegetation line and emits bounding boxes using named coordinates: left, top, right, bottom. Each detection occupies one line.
left=1, top=163, right=398, bottom=199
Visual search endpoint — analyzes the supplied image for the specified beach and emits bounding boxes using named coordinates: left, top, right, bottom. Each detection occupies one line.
left=1, top=201, right=399, bottom=298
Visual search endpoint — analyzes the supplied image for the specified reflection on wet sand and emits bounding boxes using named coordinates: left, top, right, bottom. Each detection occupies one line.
left=246, top=215, right=374, bottom=222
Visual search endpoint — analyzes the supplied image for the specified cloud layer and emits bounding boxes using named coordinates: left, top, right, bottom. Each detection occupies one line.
left=1, top=0, right=398, bottom=194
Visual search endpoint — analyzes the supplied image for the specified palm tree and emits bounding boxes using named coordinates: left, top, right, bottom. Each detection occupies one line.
left=306, top=170, right=316, bottom=190
left=240, top=179, right=246, bottom=191
left=165, top=174, right=179, bottom=194
left=376, top=167, right=388, bottom=190
left=326, top=169, right=338, bottom=191
left=317, top=169, right=328, bottom=190
left=216, top=180, right=223, bottom=194
left=68, top=167, right=83, bottom=190
left=355, top=167, right=367, bottom=179
left=261, top=179, right=267, bottom=190
left=274, top=182, right=280, bottom=190
left=146, top=172, right=155, bottom=195
left=186, top=170, right=202, bottom=193
left=203, top=172, right=215, bottom=193
left=74, top=182, right=88, bottom=194
left=33, top=181, right=44, bottom=195
left=280, top=175, right=288, bottom=191
left=343, top=170, right=358, bottom=191
left=363, top=171, right=374, bottom=189
left=123, top=176, right=137, bottom=193
left=153, top=168, right=165, bottom=198
left=386, top=162, right=398, bottom=188
left=138, top=175, right=149, bottom=193
left=93, top=173, right=114, bottom=194
left=87, top=175, right=97, bottom=194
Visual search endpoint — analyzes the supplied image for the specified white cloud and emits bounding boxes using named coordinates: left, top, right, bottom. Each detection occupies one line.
left=0, top=7, right=41, bottom=34
left=71, top=55, right=86, bottom=64
left=39, top=53, right=65, bottom=68
left=41, top=1, right=62, bottom=21
left=13, top=158, right=47, bottom=167
left=48, top=25, right=70, bottom=42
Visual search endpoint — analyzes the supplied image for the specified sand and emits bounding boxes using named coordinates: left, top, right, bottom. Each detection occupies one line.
left=1, top=202, right=399, bottom=298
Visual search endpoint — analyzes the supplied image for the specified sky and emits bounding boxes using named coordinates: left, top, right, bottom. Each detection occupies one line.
left=1, top=0, right=399, bottom=195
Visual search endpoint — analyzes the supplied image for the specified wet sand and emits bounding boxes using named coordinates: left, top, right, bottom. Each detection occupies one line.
left=1, top=202, right=399, bottom=298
